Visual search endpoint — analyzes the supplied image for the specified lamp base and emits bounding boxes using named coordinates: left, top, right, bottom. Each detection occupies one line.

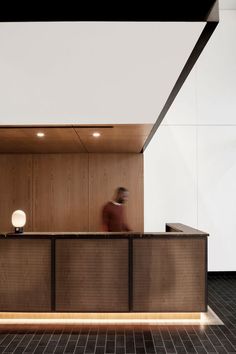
left=14, top=227, right=23, bottom=234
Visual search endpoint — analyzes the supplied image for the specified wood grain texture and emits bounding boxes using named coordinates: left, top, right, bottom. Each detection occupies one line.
left=88, top=154, right=143, bottom=232
left=0, top=239, right=51, bottom=311
left=0, top=153, right=143, bottom=232
left=0, top=155, right=32, bottom=232
left=133, top=238, right=206, bottom=312
left=75, top=125, right=153, bottom=153
left=75, top=124, right=153, bottom=136
left=56, top=239, right=129, bottom=311
left=33, top=154, right=89, bottom=231
left=0, top=125, right=153, bottom=153
left=79, top=136, right=148, bottom=153
left=0, top=128, right=86, bottom=153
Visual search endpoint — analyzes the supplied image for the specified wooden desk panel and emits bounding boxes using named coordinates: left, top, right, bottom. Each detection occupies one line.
left=0, top=224, right=208, bottom=313
left=0, top=239, right=51, bottom=311
left=56, top=239, right=129, bottom=312
left=133, top=238, right=206, bottom=312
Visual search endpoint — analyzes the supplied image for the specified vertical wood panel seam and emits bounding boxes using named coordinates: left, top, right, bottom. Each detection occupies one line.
left=195, top=68, right=199, bottom=229
left=142, top=154, right=144, bottom=232
left=88, top=153, right=90, bottom=232
left=31, top=154, right=34, bottom=231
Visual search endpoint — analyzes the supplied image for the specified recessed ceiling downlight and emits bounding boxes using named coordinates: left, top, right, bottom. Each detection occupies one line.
left=37, top=132, right=45, bottom=138
left=93, top=132, right=100, bottom=137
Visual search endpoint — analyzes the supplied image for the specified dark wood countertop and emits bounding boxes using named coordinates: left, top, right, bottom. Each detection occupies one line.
left=166, top=223, right=209, bottom=235
left=0, top=223, right=209, bottom=238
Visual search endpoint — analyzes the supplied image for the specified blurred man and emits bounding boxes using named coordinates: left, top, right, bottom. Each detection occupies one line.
left=102, top=187, right=132, bottom=232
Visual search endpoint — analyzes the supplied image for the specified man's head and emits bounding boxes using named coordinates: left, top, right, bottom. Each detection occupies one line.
left=115, top=187, right=129, bottom=204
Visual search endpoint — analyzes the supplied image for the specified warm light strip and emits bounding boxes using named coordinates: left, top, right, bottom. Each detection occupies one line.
left=0, top=318, right=203, bottom=324
left=0, top=312, right=200, bottom=320
left=0, top=308, right=223, bottom=325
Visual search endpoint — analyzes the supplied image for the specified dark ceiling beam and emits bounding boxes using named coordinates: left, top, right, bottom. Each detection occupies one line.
left=142, top=0, right=219, bottom=152
left=0, top=1, right=217, bottom=22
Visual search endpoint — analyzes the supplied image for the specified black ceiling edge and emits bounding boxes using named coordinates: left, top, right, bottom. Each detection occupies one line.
left=0, top=125, right=114, bottom=129
left=141, top=1, right=219, bottom=153
left=0, top=1, right=217, bottom=22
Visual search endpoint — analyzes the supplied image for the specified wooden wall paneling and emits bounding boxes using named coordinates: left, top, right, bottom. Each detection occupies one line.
left=0, top=152, right=143, bottom=232
left=133, top=238, right=206, bottom=312
left=0, top=239, right=51, bottom=311
left=0, top=155, right=32, bottom=232
left=88, top=153, right=143, bottom=232
left=33, top=154, right=89, bottom=231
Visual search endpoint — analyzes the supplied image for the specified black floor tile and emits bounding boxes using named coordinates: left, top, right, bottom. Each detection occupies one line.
left=136, top=347, right=146, bottom=354
left=194, top=347, right=207, bottom=354
left=145, top=339, right=156, bottom=353
left=218, top=339, right=236, bottom=352
left=97, top=335, right=106, bottom=347
left=44, top=340, right=59, bottom=353
left=24, top=340, right=40, bottom=353
left=175, top=347, right=187, bottom=354
left=65, top=340, right=78, bottom=353
left=70, top=333, right=80, bottom=341
left=13, top=347, right=25, bottom=354
left=207, top=334, right=222, bottom=347
left=78, top=334, right=89, bottom=347
left=38, top=333, right=52, bottom=347
left=189, top=333, right=202, bottom=347
left=214, top=347, right=228, bottom=354
left=153, top=334, right=164, bottom=347
left=125, top=337, right=135, bottom=354
left=32, top=333, right=44, bottom=341
left=86, top=340, right=96, bottom=354
left=155, top=347, right=166, bottom=354
left=54, top=346, right=67, bottom=354
left=164, top=339, right=176, bottom=353
left=201, top=339, right=217, bottom=353
left=75, top=347, right=85, bottom=354
left=0, top=334, right=16, bottom=347
left=33, top=346, right=47, bottom=354
left=177, top=330, right=189, bottom=342
left=116, top=335, right=125, bottom=347
left=143, top=331, right=153, bottom=341
left=182, top=340, right=196, bottom=353
left=4, top=339, right=22, bottom=353
left=96, top=347, right=105, bottom=354
left=170, top=332, right=183, bottom=347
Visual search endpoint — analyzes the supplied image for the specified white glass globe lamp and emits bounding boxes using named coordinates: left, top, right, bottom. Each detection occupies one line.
left=11, top=210, right=26, bottom=233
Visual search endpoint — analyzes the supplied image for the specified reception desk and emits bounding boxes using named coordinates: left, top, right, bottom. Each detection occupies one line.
left=0, top=223, right=208, bottom=313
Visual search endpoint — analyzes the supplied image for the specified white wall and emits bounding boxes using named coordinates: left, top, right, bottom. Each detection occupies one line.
left=144, top=10, right=236, bottom=271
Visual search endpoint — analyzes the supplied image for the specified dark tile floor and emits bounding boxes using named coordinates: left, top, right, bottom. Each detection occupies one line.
left=0, top=274, right=236, bottom=354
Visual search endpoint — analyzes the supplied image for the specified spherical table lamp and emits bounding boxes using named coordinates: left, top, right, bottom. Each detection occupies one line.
left=11, top=210, right=26, bottom=233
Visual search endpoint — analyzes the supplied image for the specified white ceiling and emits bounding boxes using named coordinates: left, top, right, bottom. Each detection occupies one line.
left=0, top=22, right=205, bottom=125
left=219, top=0, right=236, bottom=10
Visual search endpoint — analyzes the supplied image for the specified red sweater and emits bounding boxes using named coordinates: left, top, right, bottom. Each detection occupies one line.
left=102, top=201, right=131, bottom=232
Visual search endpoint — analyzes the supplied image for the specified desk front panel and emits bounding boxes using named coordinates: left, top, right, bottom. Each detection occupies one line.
left=0, top=239, right=51, bottom=311
left=56, top=239, right=129, bottom=312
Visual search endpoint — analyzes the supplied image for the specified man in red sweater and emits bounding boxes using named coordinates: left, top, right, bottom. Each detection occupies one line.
left=102, top=187, right=132, bottom=232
